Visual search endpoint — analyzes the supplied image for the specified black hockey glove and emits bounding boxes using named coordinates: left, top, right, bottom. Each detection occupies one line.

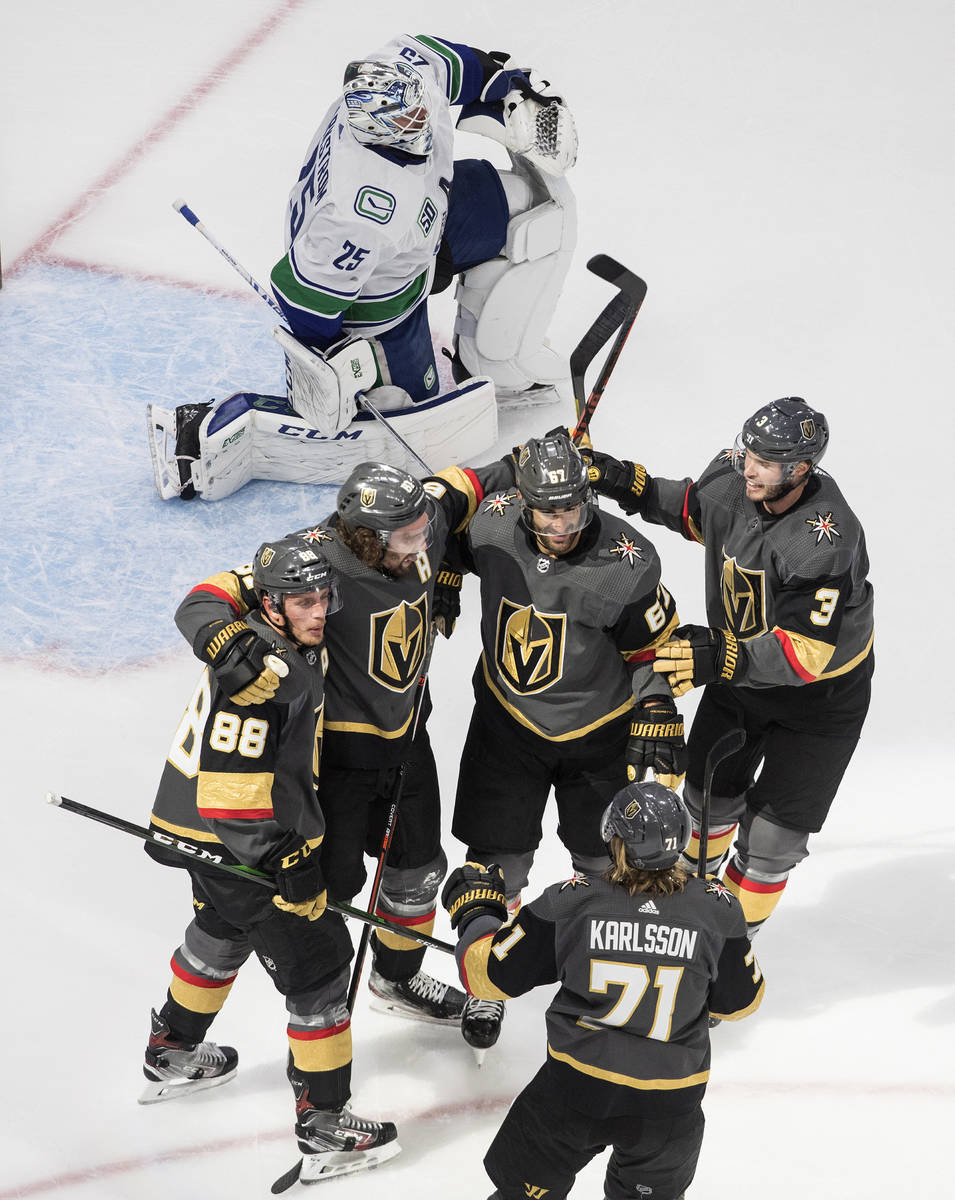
left=441, top=862, right=508, bottom=936
left=653, top=625, right=746, bottom=699
left=196, top=619, right=289, bottom=705
left=581, top=449, right=648, bottom=515
left=265, top=832, right=326, bottom=922
left=627, top=697, right=687, bottom=791
left=433, top=565, right=463, bottom=639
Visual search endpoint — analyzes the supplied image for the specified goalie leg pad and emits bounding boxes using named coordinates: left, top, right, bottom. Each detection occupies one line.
left=454, top=156, right=576, bottom=395
left=186, top=382, right=499, bottom=499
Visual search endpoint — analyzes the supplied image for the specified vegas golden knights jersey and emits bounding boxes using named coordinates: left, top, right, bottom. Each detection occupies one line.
left=457, top=873, right=763, bottom=1117
left=464, top=493, right=680, bottom=740
left=641, top=454, right=874, bottom=687
left=174, top=462, right=513, bottom=768
left=149, top=612, right=328, bottom=868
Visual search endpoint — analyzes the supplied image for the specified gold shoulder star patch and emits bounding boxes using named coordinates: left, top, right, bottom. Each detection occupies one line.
left=559, top=874, right=591, bottom=892
left=610, top=533, right=644, bottom=567
left=302, top=526, right=333, bottom=544
left=805, top=512, right=841, bottom=545
left=484, top=492, right=516, bottom=515
left=704, top=879, right=733, bottom=904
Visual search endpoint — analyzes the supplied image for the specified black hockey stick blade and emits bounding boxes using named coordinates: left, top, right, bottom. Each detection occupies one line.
left=271, top=1158, right=303, bottom=1194
left=570, top=256, right=647, bottom=427
left=698, top=728, right=746, bottom=880
left=586, top=254, right=649, bottom=305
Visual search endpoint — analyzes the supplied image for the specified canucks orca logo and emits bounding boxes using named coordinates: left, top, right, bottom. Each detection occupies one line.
left=495, top=599, right=566, bottom=694
left=720, top=552, right=767, bottom=637
left=369, top=595, right=428, bottom=691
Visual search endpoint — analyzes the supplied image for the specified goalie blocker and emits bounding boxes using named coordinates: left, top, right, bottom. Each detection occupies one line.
left=147, top=376, right=497, bottom=501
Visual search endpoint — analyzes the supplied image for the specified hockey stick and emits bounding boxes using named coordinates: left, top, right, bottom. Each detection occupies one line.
left=570, top=255, right=648, bottom=445
left=346, top=628, right=437, bottom=1012
left=172, top=199, right=432, bottom=475
left=45, top=792, right=454, bottom=955
left=697, top=728, right=746, bottom=880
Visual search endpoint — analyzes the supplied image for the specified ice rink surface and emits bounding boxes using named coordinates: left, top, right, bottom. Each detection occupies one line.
left=2, top=1, right=953, bottom=1196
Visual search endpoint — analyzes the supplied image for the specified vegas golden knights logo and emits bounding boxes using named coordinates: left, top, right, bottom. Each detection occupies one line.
left=495, top=599, right=566, bottom=694
left=523, top=1186, right=550, bottom=1199
left=369, top=595, right=428, bottom=692
left=721, top=553, right=767, bottom=637
left=800, top=417, right=816, bottom=440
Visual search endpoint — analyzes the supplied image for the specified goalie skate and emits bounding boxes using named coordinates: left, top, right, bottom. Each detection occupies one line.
left=146, top=402, right=209, bottom=500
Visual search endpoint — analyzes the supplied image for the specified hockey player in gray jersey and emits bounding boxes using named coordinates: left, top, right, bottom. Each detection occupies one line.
left=142, top=537, right=400, bottom=1184
left=448, top=431, right=688, bottom=1050
left=173, top=455, right=514, bottom=1049
left=586, top=398, right=874, bottom=934
left=441, top=781, right=764, bottom=1200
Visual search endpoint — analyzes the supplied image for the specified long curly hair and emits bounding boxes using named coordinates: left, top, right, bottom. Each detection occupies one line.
left=603, top=837, right=689, bottom=897
left=337, top=522, right=386, bottom=569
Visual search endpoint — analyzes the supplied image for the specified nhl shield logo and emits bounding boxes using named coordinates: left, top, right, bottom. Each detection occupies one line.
left=369, top=595, right=428, bottom=692
left=720, top=552, right=767, bottom=637
left=495, top=599, right=566, bottom=694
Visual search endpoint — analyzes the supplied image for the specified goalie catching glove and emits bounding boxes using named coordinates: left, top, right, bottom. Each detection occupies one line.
left=196, top=619, right=289, bottom=705
left=627, top=696, right=687, bottom=791
left=265, top=832, right=327, bottom=922
left=441, top=862, right=507, bottom=936
left=653, top=625, right=746, bottom=698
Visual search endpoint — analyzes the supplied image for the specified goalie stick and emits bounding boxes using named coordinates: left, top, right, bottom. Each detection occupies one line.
left=172, top=198, right=432, bottom=474
left=45, top=791, right=454, bottom=954
left=570, top=254, right=648, bottom=445
left=698, top=728, right=746, bottom=881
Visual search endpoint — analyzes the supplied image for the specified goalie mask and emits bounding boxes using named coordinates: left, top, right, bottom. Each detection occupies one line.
left=342, top=60, right=433, bottom=156
left=337, top=462, right=435, bottom=551
left=600, top=781, right=691, bottom=870
left=515, top=431, right=594, bottom=536
left=733, top=397, right=829, bottom=480
left=252, top=536, right=341, bottom=616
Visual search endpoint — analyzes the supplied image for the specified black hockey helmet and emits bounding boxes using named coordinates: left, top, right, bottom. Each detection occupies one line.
left=734, top=397, right=829, bottom=477
left=515, top=431, right=594, bottom=533
left=337, top=462, right=434, bottom=547
left=252, top=536, right=341, bottom=614
left=600, top=780, right=691, bottom=870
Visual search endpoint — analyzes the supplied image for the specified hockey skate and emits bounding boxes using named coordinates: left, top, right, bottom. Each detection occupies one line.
left=271, top=1104, right=401, bottom=1192
left=368, top=967, right=467, bottom=1025
left=138, top=1009, right=238, bottom=1104
left=462, top=997, right=506, bottom=1066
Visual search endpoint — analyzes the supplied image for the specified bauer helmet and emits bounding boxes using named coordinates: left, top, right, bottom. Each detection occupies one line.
left=733, top=397, right=829, bottom=478
left=515, top=431, right=594, bottom=535
left=342, top=60, right=433, bottom=156
left=337, top=462, right=434, bottom=548
left=252, top=536, right=341, bottom=614
left=600, top=781, right=691, bottom=870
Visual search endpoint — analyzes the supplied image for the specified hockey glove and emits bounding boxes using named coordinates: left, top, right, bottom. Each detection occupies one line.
left=433, top=565, right=463, bottom=639
left=581, top=450, right=648, bottom=515
left=627, top=697, right=687, bottom=791
left=653, top=625, right=746, bottom=698
left=197, top=619, right=289, bottom=706
left=441, top=862, right=508, bottom=936
left=266, top=833, right=326, bottom=922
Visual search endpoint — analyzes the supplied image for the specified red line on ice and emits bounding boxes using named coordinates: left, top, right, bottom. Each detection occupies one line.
left=7, top=0, right=306, bottom=276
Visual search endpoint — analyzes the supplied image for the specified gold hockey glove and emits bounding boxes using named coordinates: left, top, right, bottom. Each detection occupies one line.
left=580, top=449, right=648, bottom=514
left=626, top=696, right=687, bottom=790
left=433, top=565, right=463, bottom=639
left=197, top=619, right=289, bottom=705
left=266, top=833, right=326, bottom=922
left=441, top=862, right=507, bottom=935
left=653, top=625, right=745, bottom=698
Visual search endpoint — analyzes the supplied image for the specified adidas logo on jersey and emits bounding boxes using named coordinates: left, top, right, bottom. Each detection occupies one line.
left=637, top=899, right=660, bottom=915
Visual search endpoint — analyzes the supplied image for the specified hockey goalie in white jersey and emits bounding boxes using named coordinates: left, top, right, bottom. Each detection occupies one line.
left=150, top=34, right=578, bottom=500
